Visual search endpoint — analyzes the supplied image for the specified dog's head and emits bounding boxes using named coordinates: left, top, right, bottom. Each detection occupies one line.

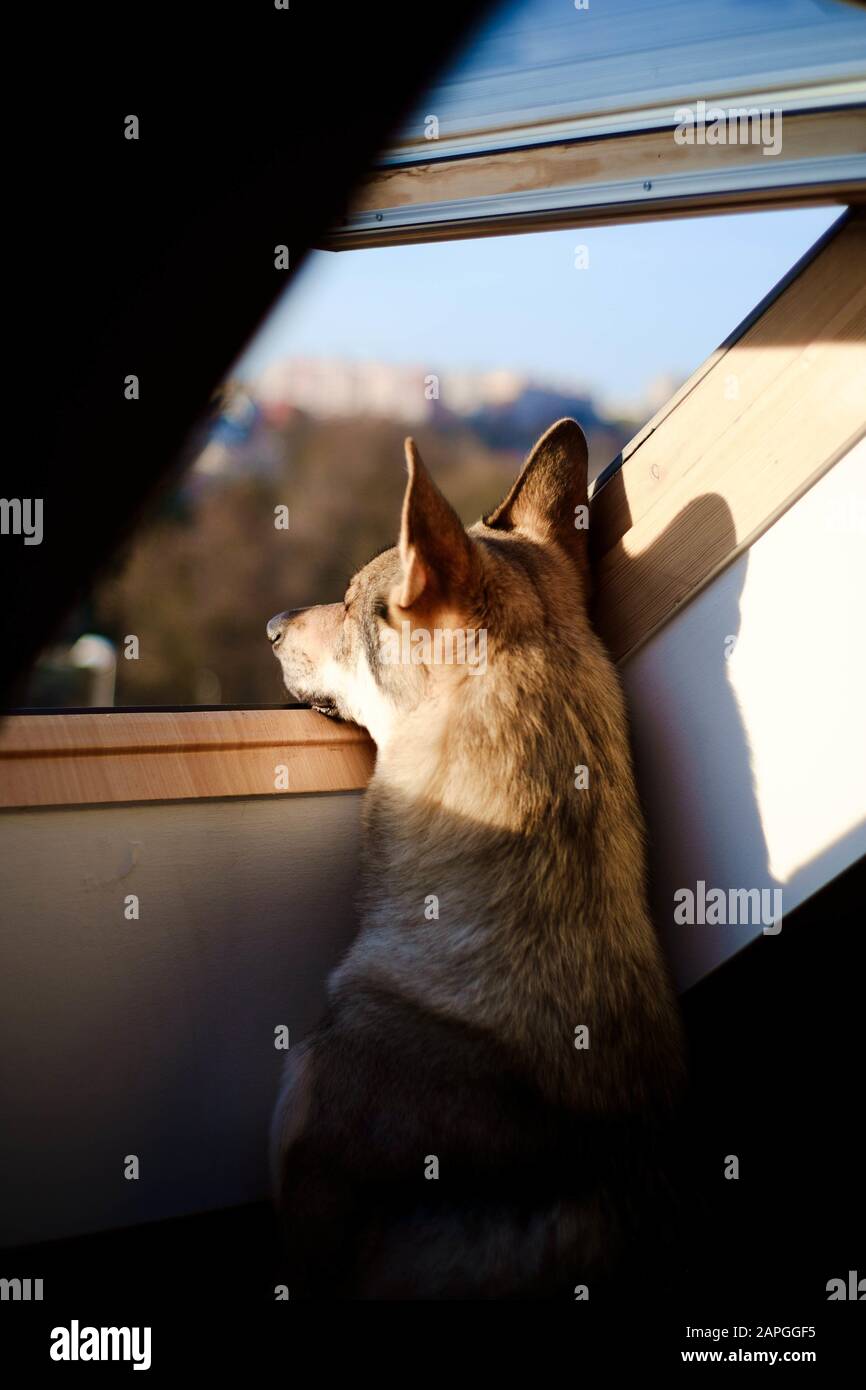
left=267, top=418, right=592, bottom=747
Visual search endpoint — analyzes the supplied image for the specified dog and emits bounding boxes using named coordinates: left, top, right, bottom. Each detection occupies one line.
left=266, top=419, right=685, bottom=1299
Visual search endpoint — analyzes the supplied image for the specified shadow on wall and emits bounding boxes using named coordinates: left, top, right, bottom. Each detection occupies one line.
left=591, top=473, right=783, bottom=987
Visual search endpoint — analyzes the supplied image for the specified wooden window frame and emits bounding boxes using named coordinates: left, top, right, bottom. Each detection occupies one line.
left=330, top=109, right=866, bottom=249
left=0, top=708, right=375, bottom=809
left=590, top=208, right=866, bottom=661
left=2, top=204, right=863, bottom=809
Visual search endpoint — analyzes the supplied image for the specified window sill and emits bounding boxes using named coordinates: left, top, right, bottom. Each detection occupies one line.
left=0, top=708, right=375, bottom=809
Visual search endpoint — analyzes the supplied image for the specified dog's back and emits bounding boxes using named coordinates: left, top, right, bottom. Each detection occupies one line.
left=274, top=991, right=682, bottom=1299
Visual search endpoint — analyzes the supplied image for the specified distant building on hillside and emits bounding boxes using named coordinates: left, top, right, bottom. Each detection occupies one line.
left=192, top=357, right=671, bottom=482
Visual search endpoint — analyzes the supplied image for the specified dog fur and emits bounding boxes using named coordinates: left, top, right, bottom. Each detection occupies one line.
left=267, top=419, right=685, bottom=1299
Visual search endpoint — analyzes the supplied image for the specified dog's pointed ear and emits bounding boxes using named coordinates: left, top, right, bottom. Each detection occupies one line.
left=485, top=418, right=591, bottom=586
left=394, top=438, right=479, bottom=611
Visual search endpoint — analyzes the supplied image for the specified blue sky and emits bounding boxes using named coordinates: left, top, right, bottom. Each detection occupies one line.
left=234, top=206, right=843, bottom=404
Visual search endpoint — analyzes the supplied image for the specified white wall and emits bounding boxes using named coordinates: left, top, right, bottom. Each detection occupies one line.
left=622, top=439, right=866, bottom=990
left=0, top=793, right=363, bottom=1246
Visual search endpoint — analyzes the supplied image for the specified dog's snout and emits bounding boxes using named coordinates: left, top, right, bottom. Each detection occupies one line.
left=267, top=608, right=308, bottom=645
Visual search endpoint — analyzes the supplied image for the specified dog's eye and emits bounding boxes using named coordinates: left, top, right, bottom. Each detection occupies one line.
left=373, top=598, right=389, bottom=622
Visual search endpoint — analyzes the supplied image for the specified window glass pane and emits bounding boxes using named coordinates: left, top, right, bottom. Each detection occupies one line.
left=392, top=0, right=866, bottom=158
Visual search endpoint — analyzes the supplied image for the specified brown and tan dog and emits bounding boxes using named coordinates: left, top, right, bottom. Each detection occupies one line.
left=267, top=419, right=684, bottom=1299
